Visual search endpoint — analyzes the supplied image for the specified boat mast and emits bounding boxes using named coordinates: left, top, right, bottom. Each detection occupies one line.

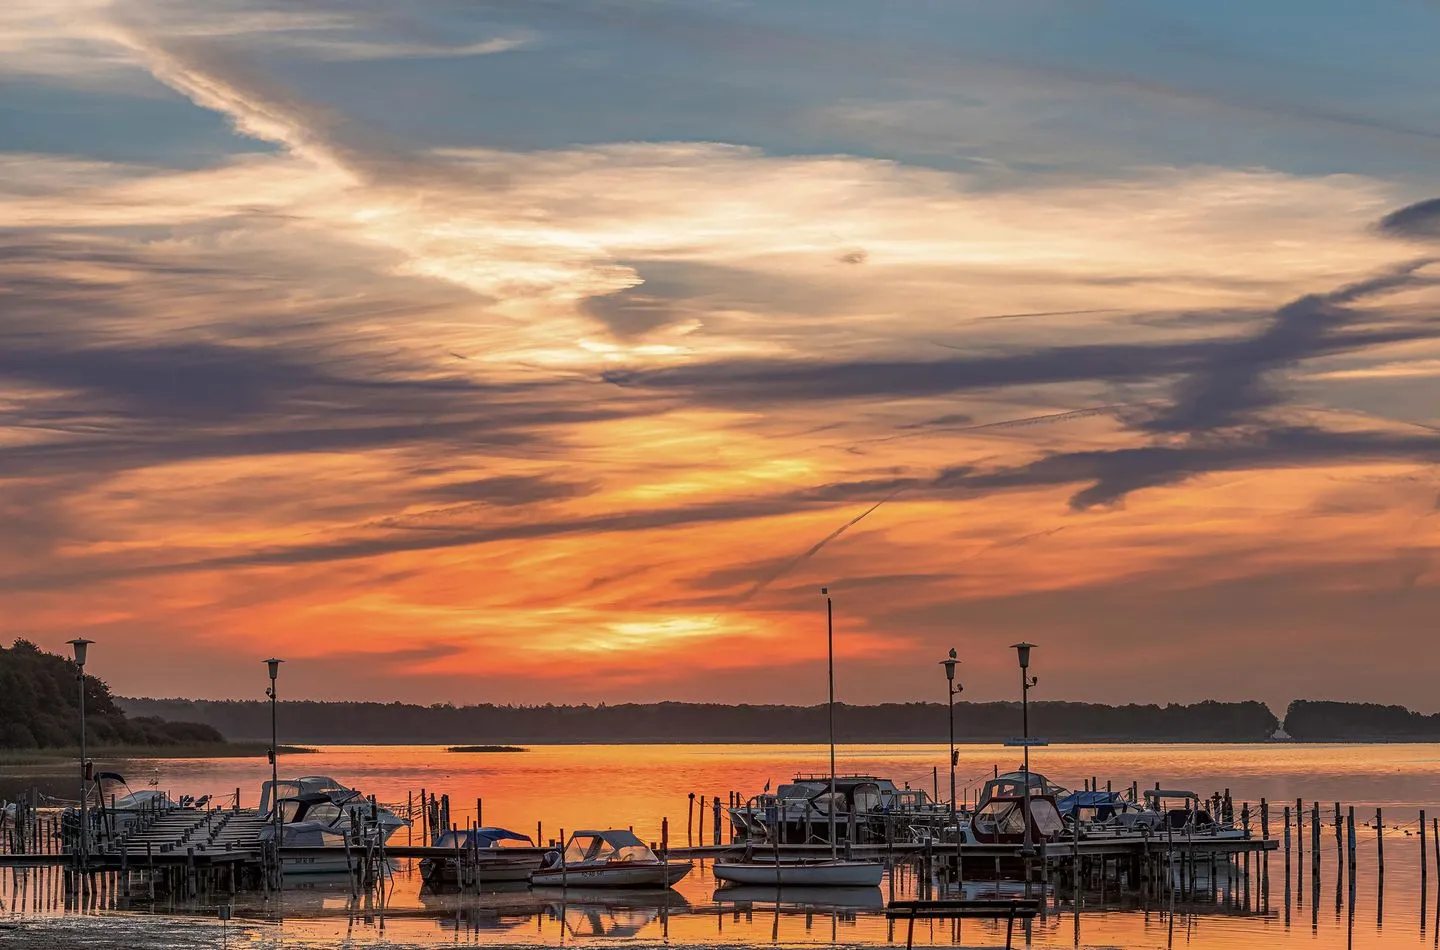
left=824, top=587, right=837, bottom=861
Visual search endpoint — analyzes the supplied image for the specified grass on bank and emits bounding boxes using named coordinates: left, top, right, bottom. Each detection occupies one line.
left=446, top=745, right=529, bottom=753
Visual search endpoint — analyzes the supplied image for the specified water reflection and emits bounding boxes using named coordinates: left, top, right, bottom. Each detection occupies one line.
left=3, top=743, right=1440, bottom=948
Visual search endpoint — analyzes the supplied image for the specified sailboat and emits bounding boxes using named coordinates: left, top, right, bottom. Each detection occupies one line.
left=714, top=587, right=884, bottom=889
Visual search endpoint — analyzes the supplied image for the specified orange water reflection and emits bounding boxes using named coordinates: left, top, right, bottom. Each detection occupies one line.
left=7, top=743, right=1440, bottom=948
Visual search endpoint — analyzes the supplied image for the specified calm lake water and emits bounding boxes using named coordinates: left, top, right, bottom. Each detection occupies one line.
left=6, top=742, right=1440, bottom=949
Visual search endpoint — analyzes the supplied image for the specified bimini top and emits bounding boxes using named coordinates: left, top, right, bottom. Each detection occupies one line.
left=978, top=771, right=1069, bottom=807
left=562, top=829, right=657, bottom=865
left=435, top=827, right=534, bottom=849
left=1144, top=789, right=1200, bottom=801
left=1056, top=790, right=1126, bottom=820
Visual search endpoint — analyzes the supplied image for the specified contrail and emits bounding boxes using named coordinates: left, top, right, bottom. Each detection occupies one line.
left=729, top=489, right=906, bottom=608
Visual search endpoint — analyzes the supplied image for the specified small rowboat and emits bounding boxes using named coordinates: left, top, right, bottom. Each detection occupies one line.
left=712, top=857, right=883, bottom=887
left=529, top=830, right=693, bottom=889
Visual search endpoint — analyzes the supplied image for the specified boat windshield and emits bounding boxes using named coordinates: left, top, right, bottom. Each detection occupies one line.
left=563, top=831, right=656, bottom=865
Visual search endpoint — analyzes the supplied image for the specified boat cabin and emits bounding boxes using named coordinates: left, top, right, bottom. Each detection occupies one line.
left=968, top=795, right=1066, bottom=844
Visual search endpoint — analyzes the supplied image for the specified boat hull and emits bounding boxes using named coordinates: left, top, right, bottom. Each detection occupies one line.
left=713, top=859, right=883, bottom=887
left=530, top=861, right=693, bottom=888
left=421, top=853, right=541, bottom=885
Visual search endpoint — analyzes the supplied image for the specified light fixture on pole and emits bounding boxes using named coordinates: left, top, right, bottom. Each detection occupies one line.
left=939, top=649, right=961, bottom=825
left=1011, top=642, right=1038, bottom=859
left=264, top=658, right=283, bottom=853
left=67, top=638, right=94, bottom=869
left=821, top=587, right=837, bottom=860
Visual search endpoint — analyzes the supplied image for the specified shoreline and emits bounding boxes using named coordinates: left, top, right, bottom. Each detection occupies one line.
left=0, top=742, right=316, bottom=765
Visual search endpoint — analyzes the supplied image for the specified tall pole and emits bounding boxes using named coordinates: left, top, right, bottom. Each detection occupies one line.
left=265, top=658, right=283, bottom=856
left=940, top=649, right=960, bottom=831
left=823, top=588, right=836, bottom=861
left=68, top=639, right=93, bottom=871
left=1012, top=643, right=1037, bottom=860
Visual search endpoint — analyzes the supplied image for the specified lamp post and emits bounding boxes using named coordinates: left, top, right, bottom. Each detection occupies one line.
left=939, top=649, right=961, bottom=825
left=67, top=638, right=93, bottom=869
left=1011, top=642, right=1038, bottom=859
left=821, top=587, right=837, bottom=860
left=265, top=658, right=283, bottom=850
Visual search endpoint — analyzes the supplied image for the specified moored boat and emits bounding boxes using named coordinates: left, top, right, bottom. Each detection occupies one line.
left=713, top=857, right=883, bottom=887
left=529, top=830, right=692, bottom=888
left=420, top=827, right=545, bottom=886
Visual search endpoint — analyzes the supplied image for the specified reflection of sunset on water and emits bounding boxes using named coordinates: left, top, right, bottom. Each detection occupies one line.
left=5, top=742, right=1440, bottom=947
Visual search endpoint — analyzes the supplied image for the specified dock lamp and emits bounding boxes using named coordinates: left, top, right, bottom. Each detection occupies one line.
left=939, top=649, right=961, bottom=826
left=67, top=638, right=94, bottom=868
left=265, top=658, right=283, bottom=846
left=1011, top=642, right=1038, bottom=859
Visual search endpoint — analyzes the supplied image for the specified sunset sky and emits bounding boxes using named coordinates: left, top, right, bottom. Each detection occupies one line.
left=6, top=0, right=1440, bottom=710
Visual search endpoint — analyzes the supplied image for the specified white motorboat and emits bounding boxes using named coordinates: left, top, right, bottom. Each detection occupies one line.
left=260, top=776, right=410, bottom=843
left=529, top=830, right=692, bottom=888
left=713, top=857, right=883, bottom=887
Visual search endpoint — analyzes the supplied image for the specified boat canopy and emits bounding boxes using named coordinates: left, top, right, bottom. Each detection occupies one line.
left=276, top=793, right=346, bottom=826
left=563, top=829, right=657, bottom=865
left=1144, top=789, right=1199, bottom=802
left=435, top=827, right=534, bottom=849
left=973, top=797, right=1066, bottom=839
left=1056, top=790, right=1124, bottom=819
left=978, top=771, right=1068, bottom=807
left=260, top=776, right=359, bottom=814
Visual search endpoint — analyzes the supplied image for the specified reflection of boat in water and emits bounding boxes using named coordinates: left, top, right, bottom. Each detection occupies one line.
left=530, top=830, right=693, bottom=888
left=420, top=827, right=544, bottom=887
left=540, top=894, right=691, bottom=939
left=430, top=907, right=540, bottom=934
left=713, top=884, right=885, bottom=909
left=713, top=856, right=883, bottom=887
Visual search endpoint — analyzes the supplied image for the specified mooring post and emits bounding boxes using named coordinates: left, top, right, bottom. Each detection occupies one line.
left=1411, top=811, right=1422, bottom=892
left=1311, top=802, right=1321, bottom=879
left=1347, top=806, right=1356, bottom=875
left=1376, top=807, right=1384, bottom=877
left=713, top=795, right=722, bottom=846
left=1432, top=817, right=1439, bottom=883
left=1284, top=806, right=1292, bottom=876
left=687, top=792, right=695, bottom=846
left=1333, top=803, right=1342, bottom=873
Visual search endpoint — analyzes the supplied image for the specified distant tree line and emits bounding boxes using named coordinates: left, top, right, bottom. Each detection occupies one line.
left=0, top=640, right=225, bottom=749
left=1281, top=701, right=1440, bottom=740
left=116, top=697, right=1280, bottom=744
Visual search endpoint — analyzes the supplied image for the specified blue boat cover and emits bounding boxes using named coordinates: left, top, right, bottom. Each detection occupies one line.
left=1056, top=791, right=1123, bottom=819
left=436, top=826, right=534, bottom=848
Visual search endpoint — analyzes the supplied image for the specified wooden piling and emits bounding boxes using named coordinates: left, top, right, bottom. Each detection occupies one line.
left=1284, top=805, right=1292, bottom=873
left=1311, top=801, right=1321, bottom=879
left=1432, top=817, right=1439, bottom=883
left=1411, top=806, right=1422, bottom=886
left=1346, top=806, right=1356, bottom=875
left=1376, top=807, right=1383, bottom=877
left=687, top=792, right=695, bottom=846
